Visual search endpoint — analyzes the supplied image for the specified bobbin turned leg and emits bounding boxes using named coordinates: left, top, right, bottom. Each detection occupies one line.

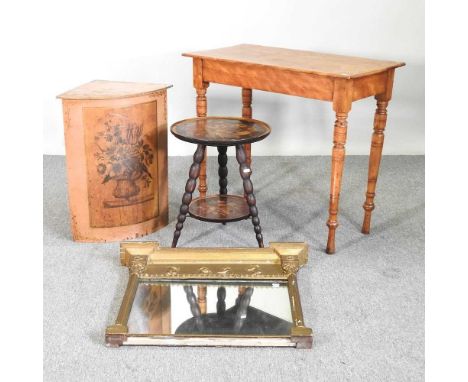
left=172, top=144, right=206, bottom=248
left=362, top=97, right=391, bottom=234
left=183, top=286, right=204, bottom=330
left=233, top=287, right=254, bottom=333
left=216, top=287, right=226, bottom=317
left=236, top=144, right=264, bottom=248
left=218, top=145, right=228, bottom=225
left=218, top=146, right=228, bottom=195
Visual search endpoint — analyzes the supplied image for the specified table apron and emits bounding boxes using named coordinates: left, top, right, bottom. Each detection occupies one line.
left=352, top=71, right=387, bottom=101
left=202, top=60, right=334, bottom=101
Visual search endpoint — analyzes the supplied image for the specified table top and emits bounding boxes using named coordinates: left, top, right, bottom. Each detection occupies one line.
left=183, top=44, right=405, bottom=79
left=171, top=117, right=270, bottom=146
left=57, top=80, right=172, bottom=100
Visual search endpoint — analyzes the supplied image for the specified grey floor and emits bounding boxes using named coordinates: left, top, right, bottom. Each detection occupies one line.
left=44, top=155, right=424, bottom=382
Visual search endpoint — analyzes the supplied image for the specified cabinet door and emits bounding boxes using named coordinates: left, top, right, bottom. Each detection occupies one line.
left=83, top=100, right=159, bottom=228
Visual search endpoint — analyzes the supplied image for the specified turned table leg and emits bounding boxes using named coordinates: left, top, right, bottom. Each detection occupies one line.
left=183, top=285, right=204, bottom=330
left=216, top=287, right=226, bottom=316
left=218, top=146, right=228, bottom=195
left=362, top=96, right=390, bottom=234
left=196, top=85, right=209, bottom=198
left=326, top=111, right=349, bottom=254
left=218, top=145, right=228, bottom=226
left=242, top=88, right=252, bottom=166
left=236, top=144, right=264, bottom=248
left=234, top=287, right=254, bottom=333
left=172, top=144, right=206, bottom=248
left=197, top=285, right=207, bottom=314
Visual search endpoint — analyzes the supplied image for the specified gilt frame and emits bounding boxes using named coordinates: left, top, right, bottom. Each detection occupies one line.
left=106, top=241, right=312, bottom=349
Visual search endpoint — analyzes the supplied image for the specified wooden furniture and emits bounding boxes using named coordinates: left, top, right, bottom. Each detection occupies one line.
left=170, top=116, right=271, bottom=248
left=176, top=286, right=293, bottom=335
left=142, top=284, right=171, bottom=334
left=182, top=44, right=405, bottom=254
left=106, top=241, right=312, bottom=348
left=57, top=80, right=171, bottom=242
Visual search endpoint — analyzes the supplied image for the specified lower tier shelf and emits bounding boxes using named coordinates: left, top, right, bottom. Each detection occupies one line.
left=189, top=194, right=250, bottom=223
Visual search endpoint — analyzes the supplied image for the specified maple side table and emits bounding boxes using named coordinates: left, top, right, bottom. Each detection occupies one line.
left=182, top=44, right=405, bottom=254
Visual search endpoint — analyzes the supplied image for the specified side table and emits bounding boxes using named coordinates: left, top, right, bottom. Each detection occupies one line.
left=170, top=116, right=271, bottom=248
left=182, top=44, right=405, bottom=253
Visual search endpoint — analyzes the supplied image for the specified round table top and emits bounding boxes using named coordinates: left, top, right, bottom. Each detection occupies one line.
left=170, top=117, right=271, bottom=146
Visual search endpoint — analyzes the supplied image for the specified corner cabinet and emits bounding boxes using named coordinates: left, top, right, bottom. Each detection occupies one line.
left=57, top=80, right=172, bottom=242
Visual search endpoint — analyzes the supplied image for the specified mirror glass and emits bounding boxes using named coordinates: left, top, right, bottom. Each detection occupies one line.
left=127, top=281, right=293, bottom=336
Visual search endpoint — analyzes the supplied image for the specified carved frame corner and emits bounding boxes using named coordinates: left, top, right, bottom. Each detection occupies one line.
left=270, top=242, right=309, bottom=275
left=120, top=241, right=160, bottom=267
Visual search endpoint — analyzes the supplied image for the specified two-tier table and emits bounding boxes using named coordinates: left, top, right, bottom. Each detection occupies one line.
left=182, top=44, right=405, bottom=254
left=170, top=116, right=271, bottom=249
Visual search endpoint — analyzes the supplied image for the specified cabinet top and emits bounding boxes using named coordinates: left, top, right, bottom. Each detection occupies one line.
left=57, top=80, right=172, bottom=100
left=183, top=44, right=405, bottom=79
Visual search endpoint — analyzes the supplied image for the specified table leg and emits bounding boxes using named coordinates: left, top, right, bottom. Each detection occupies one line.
left=236, top=144, right=264, bottom=248
left=242, top=88, right=252, bottom=166
left=217, top=287, right=226, bottom=316
left=218, top=145, right=228, bottom=226
left=196, top=86, right=208, bottom=198
left=326, top=111, right=349, bottom=254
left=234, top=287, right=254, bottom=333
left=217, top=146, right=228, bottom=195
left=183, top=286, right=204, bottom=330
left=172, top=144, right=206, bottom=248
left=362, top=97, right=390, bottom=234
left=197, top=285, right=207, bottom=314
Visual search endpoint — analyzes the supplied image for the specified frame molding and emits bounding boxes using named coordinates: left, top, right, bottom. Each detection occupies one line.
left=106, top=241, right=312, bottom=348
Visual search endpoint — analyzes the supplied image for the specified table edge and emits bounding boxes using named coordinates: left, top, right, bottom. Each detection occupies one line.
left=170, top=116, right=271, bottom=146
left=182, top=52, right=405, bottom=79
left=57, top=81, right=173, bottom=100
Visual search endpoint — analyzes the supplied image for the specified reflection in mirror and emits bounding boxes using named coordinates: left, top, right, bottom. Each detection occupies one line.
left=127, top=281, right=293, bottom=336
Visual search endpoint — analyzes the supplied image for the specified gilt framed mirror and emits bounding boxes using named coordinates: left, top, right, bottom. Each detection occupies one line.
left=106, top=241, right=312, bottom=349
